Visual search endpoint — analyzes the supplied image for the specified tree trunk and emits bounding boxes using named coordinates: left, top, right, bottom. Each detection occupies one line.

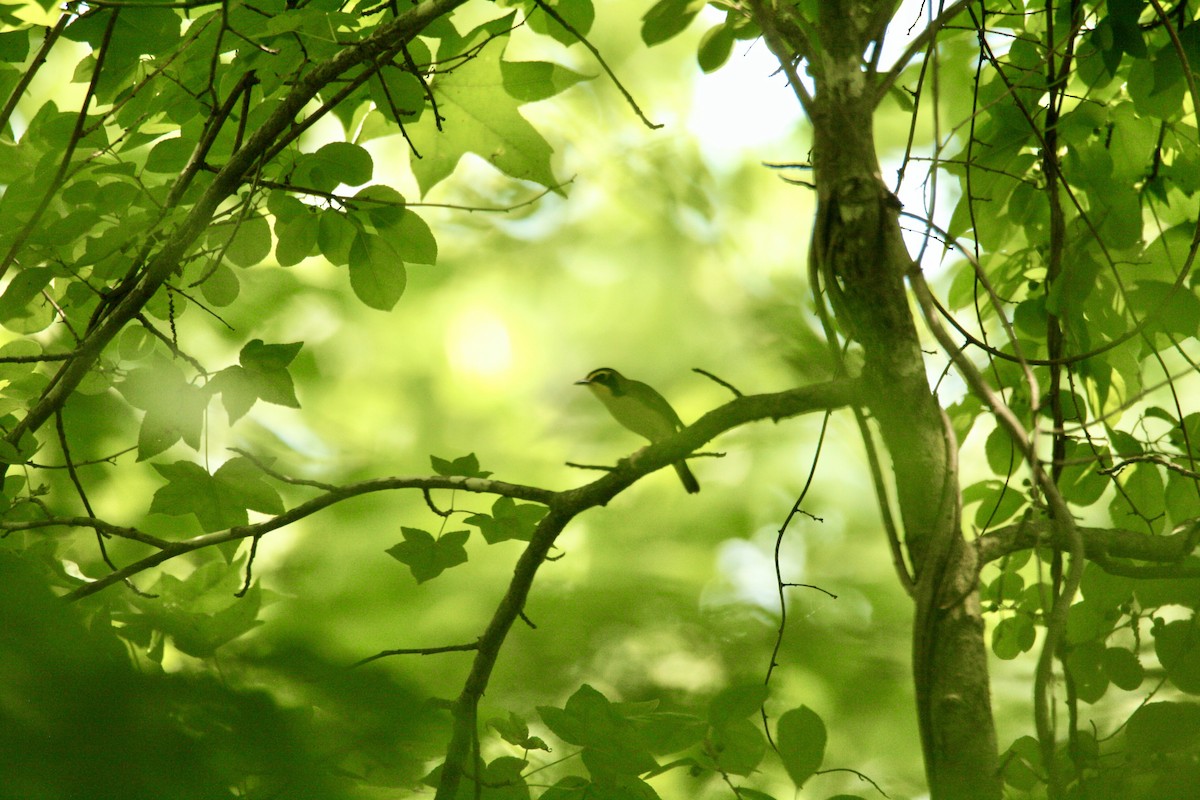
left=805, top=5, right=1002, bottom=797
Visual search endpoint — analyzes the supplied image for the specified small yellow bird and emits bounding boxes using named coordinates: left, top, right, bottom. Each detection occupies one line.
left=575, top=367, right=699, bottom=493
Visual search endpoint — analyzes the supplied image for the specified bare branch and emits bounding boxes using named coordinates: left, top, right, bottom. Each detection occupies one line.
left=529, top=0, right=661, bottom=129
left=977, top=517, right=1200, bottom=575
left=352, top=641, right=480, bottom=667
left=873, top=0, right=976, bottom=104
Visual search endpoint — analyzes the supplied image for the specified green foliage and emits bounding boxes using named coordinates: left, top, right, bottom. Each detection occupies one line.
left=941, top=0, right=1200, bottom=795
left=0, top=550, right=436, bottom=799
left=407, top=15, right=582, bottom=195
left=150, top=457, right=284, bottom=531
left=432, top=451, right=494, bottom=478
left=776, top=705, right=826, bottom=788
left=466, top=496, right=549, bottom=543
left=0, top=1, right=594, bottom=791
left=5, top=0, right=1200, bottom=798
left=386, top=527, right=471, bottom=583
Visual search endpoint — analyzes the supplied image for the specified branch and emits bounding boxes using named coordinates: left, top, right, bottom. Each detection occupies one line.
left=0, top=9, right=119, bottom=283
left=908, top=268, right=1085, bottom=784
left=63, top=474, right=556, bottom=601
left=62, top=379, right=860, bottom=603
left=2, top=517, right=171, bottom=550
left=1101, top=453, right=1200, bottom=480
left=0, top=13, right=70, bottom=135
left=0, top=0, right=472, bottom=468
left=977, top=517, right=1200, bottom=575
left=749, top=0, right=814, bottom=112
left=529, top=0, right=661, bottom=129
left=872, top=0, right=975, bottom=104
left=428, top=378, right=862, bottom=800
left=352, top=640, right=479, bottom=667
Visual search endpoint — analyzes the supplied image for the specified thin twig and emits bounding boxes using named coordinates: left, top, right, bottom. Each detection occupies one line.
left=230, top=447, right=344, bottom=491
left=529, top=0, right=661, bottom=129
left=693, top=368, right=743, bottom=398
left=351, top=641, right=480, bottom=667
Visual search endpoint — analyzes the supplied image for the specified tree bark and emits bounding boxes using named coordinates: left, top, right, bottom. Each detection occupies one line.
left=800, top=4, right=1002, bottom=797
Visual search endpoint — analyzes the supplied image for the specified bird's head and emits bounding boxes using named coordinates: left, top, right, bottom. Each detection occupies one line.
left=575, top=367, right=624, bottom=396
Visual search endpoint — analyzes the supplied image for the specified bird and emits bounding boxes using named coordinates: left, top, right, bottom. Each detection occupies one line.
left=574, top=367, right=700, bottom=493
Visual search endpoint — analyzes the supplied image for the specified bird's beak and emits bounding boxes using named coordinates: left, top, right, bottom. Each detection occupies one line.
left=574, top=378, right=591, bottom=385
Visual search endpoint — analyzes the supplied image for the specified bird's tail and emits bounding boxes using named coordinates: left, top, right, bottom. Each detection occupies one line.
left=674, top=460, right=700, bottom=494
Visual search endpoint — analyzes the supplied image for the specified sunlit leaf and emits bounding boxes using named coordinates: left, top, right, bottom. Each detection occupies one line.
left=408, top=23, right=561, bottom=195
left=348, top=231, right=407, bottom=310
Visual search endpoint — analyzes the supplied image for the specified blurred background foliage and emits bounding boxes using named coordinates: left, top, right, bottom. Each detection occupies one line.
left=0, top=1, right=990, bottom=797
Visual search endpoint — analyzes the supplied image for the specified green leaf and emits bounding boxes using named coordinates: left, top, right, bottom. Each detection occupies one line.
left=984, top=425, right=1019, bottom=475
left=501, top=59, right=589, bottom=103
left=963, top=479, right=1025, bottom=528
left=295, top=141, right=373, bottom=192
left=1109, top=462, right=1166, bottom=531
left=992, top=614, right=1036, bottom=660
left=1126, top=702, right=1200, bottom=754
left=526, top=0, right=594, bottom=46
left=489, top=712, right=550, bottom=751
left=641, top=0, right=704, bottom=47
left=385, top=528, right=470, bottom=583
left=231, top=339, right=303, bottom=408
left=136, top=399, right=206, bottom=461
left=1066, top=641, right=1109, bottom=703
left=1128, top=280, right=1200, bottom=338
left=480, top=756, right=528, bottom=797
left=1000, top=736, right=1043, bottom=791
left=708, top=683, right=768, bottom=727
left=0, top=29, right=29, bottom=62
left=731, top=791, right=778, bottom=800
left=213, top=457, right=284, bottom=515
left=318, top=209, right=356, bottom=266
left=1103, top=646, right=1144, bottom=690
left=1058, top=440, right=1109, bottom=505
left=200, top=263, right=240, bottom=307
left=209, top=366, right=258, bottom=423
left=465, top=496, right=548, bottom=544
left=983, top=570, right=1025, bottom=606
left=431, top=452, right=492, bottom=479
left=348, top=231, right=407, bottom=310
left=274, top=211, right=319, bottom=266
left=776, top=706, right=826, bottom=788
left=697, top=23, right=736, bottom=73
left=118, top=357, right=208, bottom=460
left=1108, top=104, right=1157, bottom=184
left=1080, top=561, right=1134, bottom=609
left=133, top=572, right=263, bottom=658
left=1166, top=470, right=1200, bottom=526
left=144, top=136, right=194, bottom=173
left=1107, top=0, right=1147, bottom=58
left=1066, top=599, right=1120, bottom=644
left=149, top=461, right=248, bottom=531
left=540, top=776, right=590, bottom=800
left=241, top=338, right=301, bottom=372
left=368, top=66, right=425, bottom=123
left=630, top=711, right=706, bottom=754
left=1154, top=619, right=1200, bottom=693
left=703, top=717, right=765, bottom=776
left=394, top=210, right=438, bottom=265
left=146, top=459, right=281, bottom=531
left=0, top=266, right=52, bottom=325
left=408, top=24, right=561, bottom=195
left=1134, top=566, right=1200, bottom=607
left=537, top=684, right=659, bottom=779
left=353, top=184, right=406, bottom=232
left=208, top=214, right=273, bottom=268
